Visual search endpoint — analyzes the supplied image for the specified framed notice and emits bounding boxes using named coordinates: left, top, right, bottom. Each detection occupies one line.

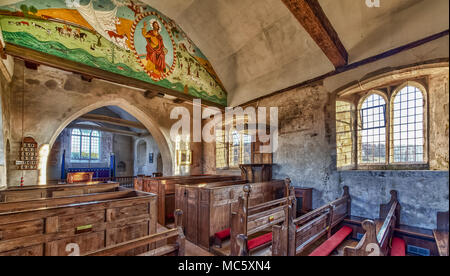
left=18, top=137, right=39, bottom=170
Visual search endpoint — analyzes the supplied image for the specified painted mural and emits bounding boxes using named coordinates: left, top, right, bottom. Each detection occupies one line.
left=0, top=0, right=227, bottom=105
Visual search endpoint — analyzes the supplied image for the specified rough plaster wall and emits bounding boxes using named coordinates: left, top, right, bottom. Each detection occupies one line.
left=256, top=84, right=341, bottom=207
left=429, top=74, right=449, bottom=170
left=114, top=135, right=133, bottom=177
left=6, top=60, right=200, bottom=186
left=0, top=72, right=11, bottom=190
left=203, top=67, right=449, bottom=229
left=47, top=129, right=114, bottom=180
left=133, top=135, right=160, bottom=176
left=338, top=171, right=449, bottom=229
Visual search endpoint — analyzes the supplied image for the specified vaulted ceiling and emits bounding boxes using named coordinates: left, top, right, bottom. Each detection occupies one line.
left=142, top=0, right=449, bottom=106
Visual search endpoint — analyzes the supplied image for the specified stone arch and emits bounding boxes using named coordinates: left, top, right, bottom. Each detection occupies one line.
left=48, top=98, right=174, bottom=177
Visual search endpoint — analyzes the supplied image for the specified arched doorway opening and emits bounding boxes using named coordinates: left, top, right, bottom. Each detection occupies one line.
left=45, top=99, right=174, bottom=183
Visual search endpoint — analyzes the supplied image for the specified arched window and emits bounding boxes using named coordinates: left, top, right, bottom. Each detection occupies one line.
left=392, top=85, right=425, bottom=163
left=71, top=129, right=100, bottom=161
left=359, top=93, right=387, bottom=164
left=215, top=124, right=252, bottom=169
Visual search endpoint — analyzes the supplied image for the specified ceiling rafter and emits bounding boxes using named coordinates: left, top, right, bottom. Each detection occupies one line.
left=281, top=0, right=348, bottom=68
left=78, top=114, right=147, bottom=130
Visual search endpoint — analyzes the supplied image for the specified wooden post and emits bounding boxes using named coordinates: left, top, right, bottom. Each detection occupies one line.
left=284, top=178, right=291, bottom=197
left=287, top=204, right=296, bottom=256
left=272, top=225, right=282, bottom=256
left=236, top=234, right=249, bottom=256
left=174, top=209, right=185, bottom=256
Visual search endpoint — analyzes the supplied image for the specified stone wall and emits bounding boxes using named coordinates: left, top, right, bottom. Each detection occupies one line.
left=133, top=135, right=161, bottom=176
left=203, top=63, right=449, bottom=229
left=4, top=60, right=201, bottom=186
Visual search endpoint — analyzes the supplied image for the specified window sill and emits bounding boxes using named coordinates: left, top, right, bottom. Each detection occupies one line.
left=338, top=163, right=429, bottom=171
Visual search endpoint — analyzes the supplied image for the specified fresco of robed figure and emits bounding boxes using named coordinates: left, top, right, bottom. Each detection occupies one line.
left=142, top=19, right=168, bottom=79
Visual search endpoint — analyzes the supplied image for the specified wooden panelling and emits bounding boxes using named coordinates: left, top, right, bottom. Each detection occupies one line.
left=0, top=190, right=157, bottom=256
left=0, top=182, right=120, bottom=203
left=134, top=175, right=242, bottom=225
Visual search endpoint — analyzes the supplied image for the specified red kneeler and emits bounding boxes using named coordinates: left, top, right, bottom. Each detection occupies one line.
left=215, top=228, right=231, bottom=241
left=390, top=237, right=406, bottom=256
left=309, top=226, right=353, bottom=256
left=248, top=233, right=273, bottom=250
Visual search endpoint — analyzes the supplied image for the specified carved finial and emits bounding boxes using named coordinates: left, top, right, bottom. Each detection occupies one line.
left=174, top=209, right=183, bottom=228
left=343, top=186, right=350, bottom=197
left=285, top=178, right=292, bottom=186
left=243, top=185, right=251, bottom=194
left=390, top=190, right=398, bottom=202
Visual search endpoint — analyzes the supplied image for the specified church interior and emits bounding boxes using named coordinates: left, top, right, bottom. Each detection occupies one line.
left=0, top=0, right=448, bottom=257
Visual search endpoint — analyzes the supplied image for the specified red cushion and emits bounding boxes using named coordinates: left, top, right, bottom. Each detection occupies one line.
left=309, top=226, right=353, bottom=256
left=390, top=237, right=406, bottom=256
left=167, top=213, right=175, bottom=219
left=215, top=228, right=231, bottom=240
left=248, top=233, right=273, bottom=250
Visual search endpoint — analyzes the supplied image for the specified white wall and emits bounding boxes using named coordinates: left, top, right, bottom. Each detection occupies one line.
left=133, top=135, right=161, bottom=176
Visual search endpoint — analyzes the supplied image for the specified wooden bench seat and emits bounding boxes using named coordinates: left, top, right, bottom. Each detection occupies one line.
left=344, top=190, right=404, bottom=256
left=280, top=186, right=351, bottom=256
left=232, top=180, right=295, bottom=256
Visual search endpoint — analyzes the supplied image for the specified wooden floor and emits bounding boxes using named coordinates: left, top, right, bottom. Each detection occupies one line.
left=158, top=224, right=213, bottom=256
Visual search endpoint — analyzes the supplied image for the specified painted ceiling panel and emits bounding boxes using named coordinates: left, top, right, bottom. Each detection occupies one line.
left=0, top=0, right=228, bottom=105
left=144, top=0, right=334, bottom=106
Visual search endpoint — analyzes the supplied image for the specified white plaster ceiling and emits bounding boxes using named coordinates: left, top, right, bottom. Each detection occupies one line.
left=142, top=0, right=448, bottom=106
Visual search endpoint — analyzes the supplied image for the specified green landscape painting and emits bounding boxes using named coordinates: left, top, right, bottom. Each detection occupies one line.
left=0, top=0, right=227, bottom=106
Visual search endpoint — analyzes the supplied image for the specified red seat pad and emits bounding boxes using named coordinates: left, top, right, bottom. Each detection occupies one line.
left=309, top=226, right=353, bottom=256
left=167, top=213, right=175, bottom=219
left=215, top=228, right=231, bottom=240
left=390, top=237, right=406, bottom=256
left=248, top=233, right=273, bottom=250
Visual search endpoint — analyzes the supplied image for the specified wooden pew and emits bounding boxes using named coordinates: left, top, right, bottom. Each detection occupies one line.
left=0, top=182, right=120, bottom=203
left=175, top=179, right=248, bottom=238
left=84, top=210, right=185, bottom=256
left=283, top=186, right=351, bottom=256
left=135, top=175, right=242, bottom=226
left=344, top=190, right=403, bottom=256
left=231, top=181, right=295, bottom=256
left=0, top=190, right=157, bottom=256
left=434, top=211, right=449, bottom=256
left=176, top=179, right=287, bottom=251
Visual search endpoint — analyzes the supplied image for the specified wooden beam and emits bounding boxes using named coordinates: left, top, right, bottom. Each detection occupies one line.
left=281, top=0, right=348, bottom=68
left=4, top=43, right=226, bottom=109
left=78, top=114, right=147, bottom=130
left=68, top=123, right=144, bottom=137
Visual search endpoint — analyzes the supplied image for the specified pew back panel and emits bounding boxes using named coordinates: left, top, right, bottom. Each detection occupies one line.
left=135, top=175, right=242, bottom=225
left=0, top=182, right=120, bottom=203
left=0, top=190, right=157, bottom=256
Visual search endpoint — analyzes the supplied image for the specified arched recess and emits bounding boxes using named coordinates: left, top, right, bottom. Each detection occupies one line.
left=47, top=98, right=174, bottom=178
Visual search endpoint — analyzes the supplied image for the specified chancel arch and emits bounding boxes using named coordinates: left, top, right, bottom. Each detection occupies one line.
left=47, top=99, right=174, bottom=182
